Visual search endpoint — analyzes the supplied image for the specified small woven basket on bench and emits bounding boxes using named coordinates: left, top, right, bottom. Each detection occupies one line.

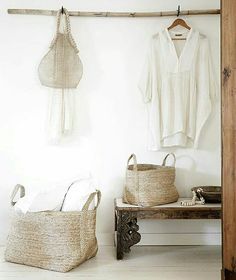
left=5, top=184, right=101, bottom=272
left=123, top=153, right=179, bottom=207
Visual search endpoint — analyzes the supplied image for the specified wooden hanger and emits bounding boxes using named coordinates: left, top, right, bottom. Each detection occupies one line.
left=168, top=18, right=191, bottom=31
left=167, top=5, right=191, bottom=40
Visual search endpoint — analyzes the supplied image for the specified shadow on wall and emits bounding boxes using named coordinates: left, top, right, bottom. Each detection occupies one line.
left=175, top=154, right=220, bottom=197
left=176, top=167, right=221, bottom=197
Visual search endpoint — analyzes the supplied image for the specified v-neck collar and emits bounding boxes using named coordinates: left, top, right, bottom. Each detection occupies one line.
left=165, top=28, right=193, bottom=62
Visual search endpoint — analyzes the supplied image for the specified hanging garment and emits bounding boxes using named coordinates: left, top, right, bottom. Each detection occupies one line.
left=139, top=28, right=217, bottom=150
left=46, top=89, right=75, bottom=143
left=38, top=8, right=83, bottom=142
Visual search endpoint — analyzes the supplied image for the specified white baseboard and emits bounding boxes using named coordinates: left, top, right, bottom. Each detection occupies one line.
left=138, top=233, right=221, bottom=245
left=97, top=233, right=221, bottom=246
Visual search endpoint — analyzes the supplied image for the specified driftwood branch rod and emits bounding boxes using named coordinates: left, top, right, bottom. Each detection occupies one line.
left=7, top=9, right=221, bottom=17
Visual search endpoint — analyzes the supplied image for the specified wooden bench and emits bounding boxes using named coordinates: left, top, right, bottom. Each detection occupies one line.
left=114, top=198, right=221, bottom=260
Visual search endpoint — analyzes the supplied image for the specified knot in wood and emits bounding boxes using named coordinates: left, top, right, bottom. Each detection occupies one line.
left=223, top=67, right=231, bottom=83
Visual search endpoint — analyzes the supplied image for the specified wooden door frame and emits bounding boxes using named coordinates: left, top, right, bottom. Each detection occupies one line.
left=221, top=0, right=236, bottom=279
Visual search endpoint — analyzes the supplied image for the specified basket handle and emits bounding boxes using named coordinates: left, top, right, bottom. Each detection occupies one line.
left=60, top=179, right=101, bottom=211
left=162, top=153, right=176, bottom=167
left=127, top=154, right=138, bottom=171
left=10, top=184, right=25, bottom=206
left=82, top=190, right=101, bottom=211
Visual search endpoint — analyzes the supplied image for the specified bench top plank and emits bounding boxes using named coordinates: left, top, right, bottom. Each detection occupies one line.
left=115, top=198, right=221, bottom=211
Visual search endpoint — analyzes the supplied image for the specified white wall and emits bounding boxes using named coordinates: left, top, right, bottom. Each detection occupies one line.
left=0, top=0, right=220, bottom=245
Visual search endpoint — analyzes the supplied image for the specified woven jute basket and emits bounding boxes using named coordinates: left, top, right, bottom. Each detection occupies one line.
left=123, top=153, right=179, bottom=207
left=5, top=184, right=101, bottom=273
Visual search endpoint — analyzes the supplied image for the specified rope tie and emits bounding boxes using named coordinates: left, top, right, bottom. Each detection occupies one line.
left=180, top=188, right=205, bottom=206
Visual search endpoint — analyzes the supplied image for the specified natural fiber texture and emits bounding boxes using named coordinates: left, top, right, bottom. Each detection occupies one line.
left=5, top=186, right=101, bottom=273
left=38, top=8, right=83, bottom=89
left=123, top=154, right=179, bottom=207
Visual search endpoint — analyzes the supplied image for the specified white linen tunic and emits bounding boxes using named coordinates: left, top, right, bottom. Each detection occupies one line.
left=139, top=28, right=217, bottom=150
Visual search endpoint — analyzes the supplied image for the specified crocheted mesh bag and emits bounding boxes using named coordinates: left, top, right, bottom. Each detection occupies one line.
left=38, top=8, right=83, bottom=89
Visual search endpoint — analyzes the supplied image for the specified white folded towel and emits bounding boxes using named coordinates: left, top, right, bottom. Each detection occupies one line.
left=13, top=177, right=97, bottom=213
left=61, top=178, right=96, bottom=211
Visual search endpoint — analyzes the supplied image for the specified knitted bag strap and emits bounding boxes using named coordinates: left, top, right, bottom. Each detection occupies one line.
left=50, top=8, right=79, bottom=53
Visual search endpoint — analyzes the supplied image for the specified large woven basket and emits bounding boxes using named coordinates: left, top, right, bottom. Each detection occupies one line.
left=123, top=153, right=179, bottom=206
left=5, top=185, right=101, bottom=272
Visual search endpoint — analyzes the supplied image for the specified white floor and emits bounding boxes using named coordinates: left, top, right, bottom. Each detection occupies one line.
left=0, top=245, right=221, bottom=280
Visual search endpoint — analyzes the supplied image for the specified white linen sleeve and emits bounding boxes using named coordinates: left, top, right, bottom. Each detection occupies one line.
left=194, top=38, right=218, bottom=148
left=138, top=40, right=154, bottom=103
left=208, top=43, right=218, bottom=101
left=196, top=38, right=217, bottom=95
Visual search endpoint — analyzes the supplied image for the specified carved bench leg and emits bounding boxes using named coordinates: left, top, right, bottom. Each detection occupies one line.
left=116, top=210, right=141, bottom=260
